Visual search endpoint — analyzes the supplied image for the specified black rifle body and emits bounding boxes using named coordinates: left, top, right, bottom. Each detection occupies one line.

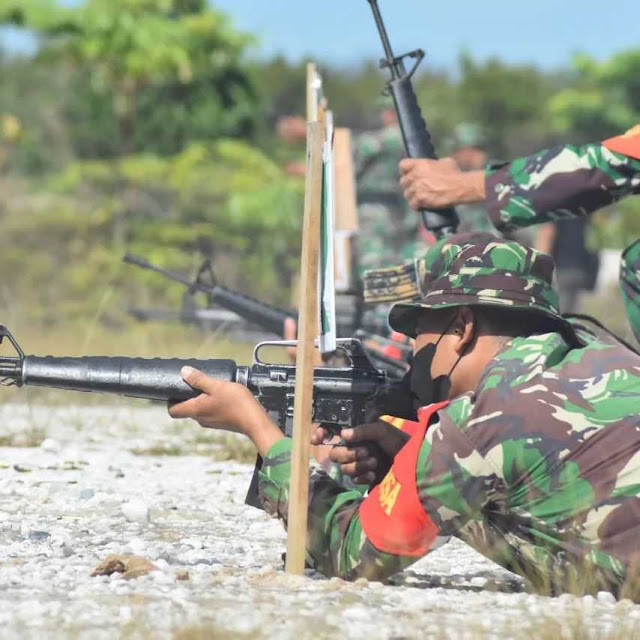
left=124, top=253, right=292, bottom=337
left=0, top=335, right=404, bottom=436
left=367, top=0, right=459, bottom=237
left=0, top=329, right=413, bottom=509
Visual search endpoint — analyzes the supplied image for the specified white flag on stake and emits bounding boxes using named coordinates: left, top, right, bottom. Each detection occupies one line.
left=319, top=110, right=337, bottom=354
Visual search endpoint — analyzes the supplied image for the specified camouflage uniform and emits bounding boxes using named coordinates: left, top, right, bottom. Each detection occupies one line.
left=484, top=131, right=640, bottom=233
left=355, top=125, right=426, bottom=274
left=483, top=129, right=640, bottom=337
left=259, top=232, right=640, bottom=596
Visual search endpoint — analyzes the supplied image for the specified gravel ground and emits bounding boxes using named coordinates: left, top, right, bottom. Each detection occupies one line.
left=1, top=402, right=639, bottom=640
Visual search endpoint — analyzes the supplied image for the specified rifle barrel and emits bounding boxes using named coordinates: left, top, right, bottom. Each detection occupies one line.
left=367, top=0, right=397, bottom=65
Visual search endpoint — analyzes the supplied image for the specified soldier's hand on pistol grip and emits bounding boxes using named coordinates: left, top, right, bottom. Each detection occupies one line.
left=399, top=157, right=486, bottom=211
left=311, top=421, right=410, bottom=486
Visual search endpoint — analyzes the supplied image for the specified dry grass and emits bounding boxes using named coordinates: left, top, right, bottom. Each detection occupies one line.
left=130, top=442, right=185, bottom=456
left=5, top=321, right=255, bottom=360
left=131, top=432, right=256, bottom=463
left=173, top=626, right=255, bottom=640
left=207, top=433, right=257, bottom=464
left=510, top=604, right=640, bottom=640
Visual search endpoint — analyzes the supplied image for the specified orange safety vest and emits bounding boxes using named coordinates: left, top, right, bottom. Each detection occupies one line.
left=360, top=400, right=449, bottom=556
left=381, top=331, right=411, bottom=361
left=603, top=125, right=640, bottom=160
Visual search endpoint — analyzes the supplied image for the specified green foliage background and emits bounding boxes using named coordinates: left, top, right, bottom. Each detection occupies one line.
left=0, top=0, right=638, bottom=328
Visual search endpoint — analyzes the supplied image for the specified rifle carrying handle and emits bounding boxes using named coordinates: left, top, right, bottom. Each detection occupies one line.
left=390, top=77, right=459, bottom=236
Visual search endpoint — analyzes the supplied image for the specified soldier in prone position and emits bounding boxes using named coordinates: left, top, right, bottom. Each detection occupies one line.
left=168, top=229, right=640, bottom=596
left=166, top=128, right=640, bottom=595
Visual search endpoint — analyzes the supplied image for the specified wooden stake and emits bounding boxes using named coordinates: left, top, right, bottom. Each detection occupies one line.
left=334, top=128, right=358, bottom=293
left=285, top=120, right=325, bottom=575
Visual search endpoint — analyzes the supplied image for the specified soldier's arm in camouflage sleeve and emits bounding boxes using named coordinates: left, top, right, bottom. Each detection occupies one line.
left=486, top=140, right=640, bottom=233
left=258, top=399, right=490, bottom=580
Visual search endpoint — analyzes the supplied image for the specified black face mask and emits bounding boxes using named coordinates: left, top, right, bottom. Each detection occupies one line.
left=410, top=319, right=465, bottom=410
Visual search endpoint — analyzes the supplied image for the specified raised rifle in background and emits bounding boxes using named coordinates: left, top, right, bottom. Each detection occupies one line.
left=366, top=0, right=459, bottom=238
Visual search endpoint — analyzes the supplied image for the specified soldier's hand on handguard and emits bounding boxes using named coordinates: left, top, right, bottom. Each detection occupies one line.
left=168, top=367, right=284, bottom=458
left=399, top=157, right=486, bottom=211
left=311, top=420, right=410, bottom=486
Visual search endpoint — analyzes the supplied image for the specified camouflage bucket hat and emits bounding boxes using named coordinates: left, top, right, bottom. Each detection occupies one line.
left=377, top=232, right=577, bottom=341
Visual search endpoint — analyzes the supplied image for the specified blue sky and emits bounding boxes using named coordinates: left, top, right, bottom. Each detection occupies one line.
left=2, top=0, right=639, bottom=71
left=212, top=0, right=639, bottom=70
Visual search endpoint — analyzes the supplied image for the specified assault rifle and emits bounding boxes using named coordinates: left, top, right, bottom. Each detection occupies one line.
left=366, top=0, right=459, bottom=237
left=0, top=326, right=406, bottom=436
left=0, top=325, right=412, bottom=508
left=124, top=253, right=298, bottom=338
left=123, top=253, right=411, bottom=378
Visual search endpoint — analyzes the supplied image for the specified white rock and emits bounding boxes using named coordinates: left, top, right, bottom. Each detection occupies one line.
left=597, top=591, right=617, bottom=605
left=152, top=571, right=174, bottom=585
left=470, top=576, right=488, bottom=588
left=126, top=537, right=146, bottom=555
left=180, top=537, right=204, bottom=550
left=557, top=593, right=575, bottom=605
left=154, top=558, right=170, bottom=571
left=121, top=499, right=150, bottom=523
left=119, top=606, right=133, bottom=622
left=40, top=438, right=61, bottom=454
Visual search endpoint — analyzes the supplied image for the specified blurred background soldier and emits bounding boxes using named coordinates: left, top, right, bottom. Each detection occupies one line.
left=354, top=100, right=429, bottom=275
left=446, top=123, right=493, bottom=235
left=446, top=123, right=534, bottom=246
